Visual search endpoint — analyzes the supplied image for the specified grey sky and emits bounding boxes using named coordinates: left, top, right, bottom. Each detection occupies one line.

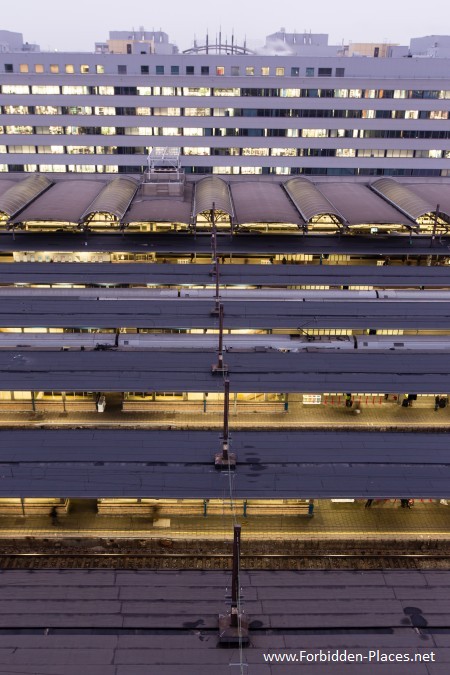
left=2, top=0, right=449, bottom=52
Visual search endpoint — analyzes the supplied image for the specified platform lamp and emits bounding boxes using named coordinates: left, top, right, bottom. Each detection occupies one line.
left=214, top=377, right=236, bottom=470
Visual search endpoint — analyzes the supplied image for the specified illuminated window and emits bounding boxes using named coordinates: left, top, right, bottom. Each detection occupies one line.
left=246, top=67, right=255, bottom=76
left=136, top=107, right=151, bottom=115
left=32, top=85, right=60, bottom=94
left=40, top=164, right=66, bottom=172
left=2, top=85, right=30, bottom=94
left=405, top=110, right=419, bottom=119
left=98, top=86, right=114, bottom=95
left=216, top=66, right=225, bottom=76
left=183, top=147, right=210, bottom=155
left=96, top=65, right=105, bottom=74
left=183, top=128, right=203, bottom=136
left=271, top=148, right=297, bottom=156
left=334, top=89, right=349, bottom=98
left=35, top=105, right=60, bottom=114
left=183, top=87, right=211, bottom=96
left=242, top=147, right=269, bottom=156
left=19, top=64, right=29, bottom=73
left=430, top=110, right=448, bottom=119
left=261, top=67, right=270, bottom=76
left=276, top=67, right=285, bottom=76
left=101, top=127, right=116, bottom=135
left=153, top=107, right=181, bottom=116
left=301, top=129, right=328, bottom=138
left=65, top=65, right=75, bottom=74
left=349, top=89, right=362, bottom=98
left=185, top=107, right=210, bottom=116
left=280, top=88, right=300, bottom=97
left=214, top=88, right=240, bottom=97
left=35, top=64, right=44, bottom=73
left=37, top=145, right=64, bottom=153
left=62, top=85, right=88, bottom=95
left=336, top=148, right=356, bottom=157
left=50, top=65, right=59, bottom=73
left=3, top=105, right=29, bottom=114
left=8, top=145, right=36, bottom=153
left=94, top=106, right=115, bottom=115
left=81, top=65, right=90, bottom=74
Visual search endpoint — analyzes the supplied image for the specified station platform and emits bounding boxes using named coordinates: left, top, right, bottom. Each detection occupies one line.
left=1, top=399, right=450, bottom=429
left=1, top=499, right=449, bottom=541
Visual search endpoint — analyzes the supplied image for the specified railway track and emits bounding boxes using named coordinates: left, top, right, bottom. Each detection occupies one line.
left=1, top=553, right=449, bottom=570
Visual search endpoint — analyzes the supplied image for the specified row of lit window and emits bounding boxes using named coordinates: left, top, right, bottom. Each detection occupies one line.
left=2, top=164, right=448, bottom=178
left=2, top=105, right=449, bottom=121
left=3, top=125, right=450, bottom=141
left=2, top=84, right=450, bottom=99
left=4, top=63, right=333, bottom=78
left=2, top=145, right=448, bottom=159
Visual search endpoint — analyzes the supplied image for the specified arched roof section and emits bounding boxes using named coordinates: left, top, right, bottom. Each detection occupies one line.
left=0, top=175, right=52, bottom=219
left=404, top=182, right=450, bottom=222
left=284, top=177, right=347, bottom=224
left=80, top=177, right=139, bottom=222
left=14, top=180, right=106, bottom=224
left=123, top=183, right=194, bottom=224
left=193, top=176, right=234, bottom=217
left=230, top=182, right=304, bottom=226
left=370, top=178, right=434, bottom=222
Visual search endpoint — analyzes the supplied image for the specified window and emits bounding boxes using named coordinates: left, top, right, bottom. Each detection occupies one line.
left=201, top=66, right=210, bottom=75
left=183, top=87, right=211, bottom=96
left=291, top=67, right=300, bottom=76
left=185, top=107, right=210, bottom=116
left=61, top=85, right=88, bottom=95
left=81, top=65, right=90, bottom=73
left=141, top=65, right=149, bottom=74
left=137, top=86, right=152, bottom=95
left=335, top=68, right=345, bottom=77
left=186, top=66, right=194, bottom=75
left=3, top=105, right=29, bottom=114
left=2, top=85, right=30, bottom=94
left=306, top=67, right=314, bottom=77
left=231, top=66, right=240, bottom=76
left=96, top=65, right=105, bottom=74
left=65, top=65, right=74, bottom=74
left=50, top=65, right=59, bottom=73
left=214, top=88, right=240, bottom=97
left=156, top=65, right=164, bottom=75
left=246, top=66, right=255, bottom=76
left=5, top=64, right=13, bottom=73
left=118, top=65, right=127, bottom=74
left=35, top=64, right=44, bottom=73
left=216, top=66, right=225, bottom=76
left=19, top=64, right=29, bottom=73
left=318, top=68, right=332, bottom=77
left=261, top=67, right=270, bottom=76
left=31, top=85, right=60, bottom=94
left=276, top=67, right=285, bottom=76
left=171, top=65, right=180, bottom=75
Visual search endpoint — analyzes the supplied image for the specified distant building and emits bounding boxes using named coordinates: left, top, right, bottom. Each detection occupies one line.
left=263, top=29, right=336, bottom=56
left=0, top=30, right=39, bottom=53
left=410, top=35, right=450, bottom=58
left=345, top=42, right=404, bottom=58
left=95, top=30, right=178, bottom=56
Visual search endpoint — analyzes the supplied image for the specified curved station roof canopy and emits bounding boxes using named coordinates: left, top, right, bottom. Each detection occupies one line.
left=0, top=174, right=449, bottom=230
left=192, top=176, right=234, bottom=218
left=285, top=177, right=347, bottom=226
left=0, top=175, right=52, bottom=220
left=80, top=177, right=139, bottom=222
left=370, top=178, right=438, bottom=223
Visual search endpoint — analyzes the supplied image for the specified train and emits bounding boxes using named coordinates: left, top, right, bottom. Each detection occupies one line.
left=1, top=332, right=450, bottom=352
left=1, top=287, right=450, bottom=301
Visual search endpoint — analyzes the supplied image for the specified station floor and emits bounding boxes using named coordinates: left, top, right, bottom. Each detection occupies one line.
left=1, top=399, right=450, bottom=429
left=1, top=500, right=450, bottom=541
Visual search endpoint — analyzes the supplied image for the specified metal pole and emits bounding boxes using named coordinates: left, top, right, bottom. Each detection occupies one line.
left=222, top=378, right=230, bottom=461
left=218, top=304, right=224, bottom=370
left=231, top=524, right=241, bottom=627
left=431, top=203, right=440, bottom=248
left=31, top=391, right=36, bottom=413
left=215, top=258, right=220, bottom=313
